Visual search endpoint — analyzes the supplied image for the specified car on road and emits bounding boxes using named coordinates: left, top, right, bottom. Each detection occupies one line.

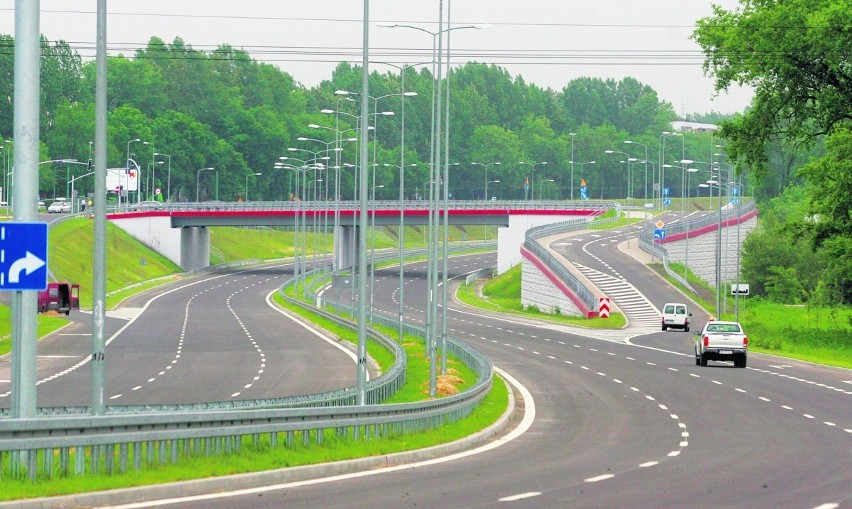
left=47, top=197, right=71, bottom=213
left=661, top=302, right=691, bottom=331
left=695, top=320, right=748, bottom=368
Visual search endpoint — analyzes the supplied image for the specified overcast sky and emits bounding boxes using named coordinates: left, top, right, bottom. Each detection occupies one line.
left=1, top=1, right=754, bottom=115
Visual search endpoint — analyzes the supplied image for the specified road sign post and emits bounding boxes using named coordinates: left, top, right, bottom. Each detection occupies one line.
left=0, top=223, right=48, bottom=291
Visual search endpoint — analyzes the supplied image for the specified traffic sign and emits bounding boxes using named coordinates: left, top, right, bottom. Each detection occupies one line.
left=663, top=198, right=671, bottom=206
left=655, top=219, right=665, bottom=229
left=0, top=222, right=48, bottom=290
left=731, top=284, right=750, bottom=295
left=663, top=187, right=670, bottom=196
left=654, top=229, right=666, bottom=240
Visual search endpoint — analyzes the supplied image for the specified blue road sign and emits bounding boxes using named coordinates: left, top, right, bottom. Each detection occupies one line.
left=0, top=222, right=48, bottom=291
left=663, top=198, right=672, bottom=206
left=663, top=187, right=670, bottom=196
left=654, top=228, right=666, bottom=240
left=580, top=186, right=588, bottom=200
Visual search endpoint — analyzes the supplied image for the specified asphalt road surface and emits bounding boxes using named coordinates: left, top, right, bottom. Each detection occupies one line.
left=1, top=262, right=364, bottom=408
left=2, top=230, right=849, bottom=508
left=136, top=242, right=851, bottom=509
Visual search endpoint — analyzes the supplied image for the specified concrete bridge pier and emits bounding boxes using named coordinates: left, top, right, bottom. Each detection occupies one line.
left=180, top=226, right=210, bottom=272
left=334, top=225, right=358, bottom=271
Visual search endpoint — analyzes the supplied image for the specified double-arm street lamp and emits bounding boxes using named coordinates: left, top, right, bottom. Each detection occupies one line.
left=518, top=161, right=548, bottom=200
left=659, top=131, right=684, bottom=209
left=624, top=140, right=649, bottom=200
left=380, top=21, right=487, bottom=394
left=471, top=161, right=501, bottom=200
left=605, top=150, right=631, bottom=200
left=195, top=167, right=214, bottom=203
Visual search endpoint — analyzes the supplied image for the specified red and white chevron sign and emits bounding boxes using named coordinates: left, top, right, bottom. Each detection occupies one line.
left=598, top=297, right=611, bottom=318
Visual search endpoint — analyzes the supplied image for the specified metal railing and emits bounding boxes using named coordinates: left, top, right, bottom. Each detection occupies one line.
left=637, top=200, right=756, bottom=294
left=0, top=259, right=494, bottom=482
left=105, top=199, right=616, bottom=214
left=521, top=210, right=622, bottom=312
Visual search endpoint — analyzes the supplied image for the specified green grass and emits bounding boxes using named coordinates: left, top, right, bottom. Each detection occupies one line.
left=0, top=290, right=509, bottom=500
left=457, top=264, right=628, bottom=329
left=0, top=307, right=71, bottom=357
left=655, top=263, right=852, bottom=368
left=49, top=218, right=182, bottom=310
left=0, top=378, right=507, bottom=500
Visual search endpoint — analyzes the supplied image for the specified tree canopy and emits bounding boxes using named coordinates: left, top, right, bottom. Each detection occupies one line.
left=694, top=0, right=852, bottom=303
left=693, top=0, right=852, bottom=175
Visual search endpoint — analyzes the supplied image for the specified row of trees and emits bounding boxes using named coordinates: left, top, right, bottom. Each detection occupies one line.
left=4, top=0, right=847, bottom=307
left=1, top=35, right=738, bottom=205
left=694, top=0, right=851, bottom=305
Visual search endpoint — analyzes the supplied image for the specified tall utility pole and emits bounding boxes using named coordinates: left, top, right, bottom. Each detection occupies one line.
left=91, top=0, right=108, bottom=415
left=356, top=0, right=370, bottom=405
left=10, top=0, right=41, bottom=420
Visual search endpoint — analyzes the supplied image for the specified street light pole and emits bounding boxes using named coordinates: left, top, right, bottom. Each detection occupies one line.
left=245, top=172, right=262, bottom=201
left=539, top=178, right=554, bottom=200
left=518, top=161, right=547, bottom=200
left=471, top=161, right=501, bottom=200
left=195, top=167, right=214, bottom=202
left=485, top=179, right=499, bottom=201
left=570, top=132, right=576, bottom=201
left=625, top=140, right=649, bottom=200
left=605, top=150, right=630, bottom=200
left=154, top=153, right=171, bottom=202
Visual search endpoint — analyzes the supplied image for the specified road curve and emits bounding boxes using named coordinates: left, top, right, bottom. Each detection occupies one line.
left=134, top=242, right=851, bottom=509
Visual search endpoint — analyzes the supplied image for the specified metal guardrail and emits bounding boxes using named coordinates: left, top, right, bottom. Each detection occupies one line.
left=0, top=256, right=494, bottom=482
left=637, top=200, right=756, bottom=294
left=105, top=199, right=618, bottom=214
left=521, top=212, right=622, bottom=311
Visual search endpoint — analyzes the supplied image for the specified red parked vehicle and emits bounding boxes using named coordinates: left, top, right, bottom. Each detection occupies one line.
left=37, top=282, right=80, bottom=315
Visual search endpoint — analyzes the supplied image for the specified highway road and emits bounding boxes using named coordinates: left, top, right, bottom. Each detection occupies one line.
left=141, top=231, right=851, bottom=508
left=0, top=262, right=364, bottom=408
left=2, top=218, right=849, bottom=508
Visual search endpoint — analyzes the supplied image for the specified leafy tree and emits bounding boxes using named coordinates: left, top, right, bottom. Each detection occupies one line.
left=693, top=0, right=852, bottom=175
left=798, top=128, right=852, bottom=302
left=0, top=35, right=13, bottom=138
left=765, top=266, right=805, bottom=304
left=40, top=37, right=84, bottom=134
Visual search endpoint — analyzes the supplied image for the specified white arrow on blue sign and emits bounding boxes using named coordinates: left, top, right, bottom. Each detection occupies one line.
left=0, top=223, right=48, bottom=290
left=654, top=228, right=666, bottom=240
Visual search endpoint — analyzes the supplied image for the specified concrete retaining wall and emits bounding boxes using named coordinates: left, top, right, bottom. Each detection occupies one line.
left=661, top=212, right=757, bottom=288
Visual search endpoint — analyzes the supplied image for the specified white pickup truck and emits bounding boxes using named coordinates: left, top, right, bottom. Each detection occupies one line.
left=694, top=321, right=748, bottom=368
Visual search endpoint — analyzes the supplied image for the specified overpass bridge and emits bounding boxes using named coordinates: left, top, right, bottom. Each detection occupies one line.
left=106, top=200, right=614, bottom=272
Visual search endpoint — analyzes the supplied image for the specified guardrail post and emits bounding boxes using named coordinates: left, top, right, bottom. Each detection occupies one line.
left=89, top=446, right=97, bottom=474
left=60, top=447, right=70, bottom=477
left=119, top=443, right=128, bottom=473
left=106, top=444, right=115, bottom=474
left=27, top=450, right=36, bottom=481
left=43, top=448, right=53, bottom=478
left=133, top=443, right=141, bottom=471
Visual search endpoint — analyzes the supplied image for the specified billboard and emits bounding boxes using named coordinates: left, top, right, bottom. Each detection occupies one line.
left=106, top=159, right=140, bottom=193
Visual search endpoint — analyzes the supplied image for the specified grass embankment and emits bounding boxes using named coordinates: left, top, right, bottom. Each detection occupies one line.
left=658, top=262, right=852, bottom=368
left=0, top=284, right=508, bottom=501
left=1, top=221, right=510, bottom=500
left=457, top=264, right=628, bottom=329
